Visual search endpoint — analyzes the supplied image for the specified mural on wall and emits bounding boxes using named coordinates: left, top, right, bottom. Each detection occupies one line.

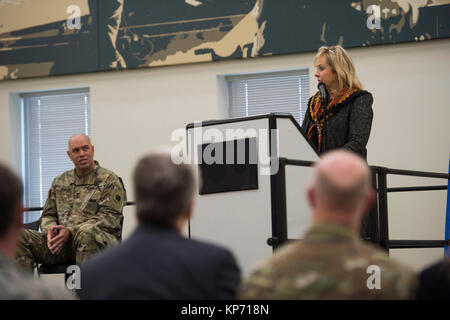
left=0, top=0, right=449, bottom=80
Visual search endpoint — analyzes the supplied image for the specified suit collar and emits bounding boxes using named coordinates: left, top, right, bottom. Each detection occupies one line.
left=136, top=223, right=181, bottom=236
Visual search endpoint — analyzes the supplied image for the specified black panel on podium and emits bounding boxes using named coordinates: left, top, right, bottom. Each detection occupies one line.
left=198, top=137, right=258, bottom=195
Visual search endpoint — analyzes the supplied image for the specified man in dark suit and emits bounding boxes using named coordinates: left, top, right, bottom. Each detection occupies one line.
left=77, top=151, right=241, bottom=299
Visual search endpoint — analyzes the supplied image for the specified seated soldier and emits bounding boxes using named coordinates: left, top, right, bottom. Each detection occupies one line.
left=16, top=134, right=126, bottom=272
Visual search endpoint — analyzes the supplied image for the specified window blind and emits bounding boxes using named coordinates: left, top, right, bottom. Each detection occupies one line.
left=21, top=88, right=90, bottom=222
left=227, top=70, right=310, bottom=125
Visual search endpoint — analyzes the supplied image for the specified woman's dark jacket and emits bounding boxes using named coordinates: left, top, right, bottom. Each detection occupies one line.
left=302, top=90, right=373, bottom=159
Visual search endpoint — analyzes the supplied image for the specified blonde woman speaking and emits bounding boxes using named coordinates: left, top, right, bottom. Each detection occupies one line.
left=302, top=46, right=373, bottom=159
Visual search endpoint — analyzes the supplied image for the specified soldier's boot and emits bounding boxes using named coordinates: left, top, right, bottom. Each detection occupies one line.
left=73, top=224, right=119, bottom=265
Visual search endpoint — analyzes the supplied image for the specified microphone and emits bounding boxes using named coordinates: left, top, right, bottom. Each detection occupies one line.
left=318, top=82, right=328, bottom=103
left=317, top=82, right=328, bottom=153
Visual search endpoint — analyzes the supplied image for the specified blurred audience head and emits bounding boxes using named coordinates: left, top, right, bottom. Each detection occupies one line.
left=0, top=163, right=24, bottom=257
left=417, top=257, right=450, bottom=300
left=307, top=150, right=374, bottom=232
left=133, top=150, right=197, bottom=230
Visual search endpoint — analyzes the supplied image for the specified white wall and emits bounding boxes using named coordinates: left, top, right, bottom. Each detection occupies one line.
left=0, top=38, right=449, bottom=272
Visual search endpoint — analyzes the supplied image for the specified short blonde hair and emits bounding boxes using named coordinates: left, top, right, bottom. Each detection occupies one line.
left=315, top=46, right=363, bottom=91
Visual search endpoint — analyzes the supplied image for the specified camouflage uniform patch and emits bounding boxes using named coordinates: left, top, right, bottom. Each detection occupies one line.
left=0, top=253, right=75, bottom=299
left=239, top=222, right=418, bottom=300
left=16, top=161, right=126, bottom=272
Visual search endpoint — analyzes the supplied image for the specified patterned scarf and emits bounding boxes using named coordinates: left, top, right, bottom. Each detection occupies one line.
left=306, top=87, right=359, bottom=152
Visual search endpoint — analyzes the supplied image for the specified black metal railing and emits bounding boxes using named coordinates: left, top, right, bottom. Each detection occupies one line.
left=376, top=166, right=449, bottom=251
left=23, top=201, right=136, bottom=222
left=267, top=157, right=450, bottom=253
left=23, top=159, right=450, bottom=255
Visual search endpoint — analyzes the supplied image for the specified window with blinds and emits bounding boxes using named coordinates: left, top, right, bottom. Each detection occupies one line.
left=227, top=69, right=310, bottom=125
left=20, top=88, right=90, bottom=222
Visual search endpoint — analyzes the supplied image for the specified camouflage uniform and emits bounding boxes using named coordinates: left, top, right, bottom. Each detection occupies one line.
left=16, top=161, right=126, bottom=272
left=240, top=222, right=417, bottom=299
left=0, top=253, right=75, bottom=299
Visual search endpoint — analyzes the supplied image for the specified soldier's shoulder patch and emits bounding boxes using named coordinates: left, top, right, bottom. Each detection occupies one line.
left=113, top=190, right=123, bottom=204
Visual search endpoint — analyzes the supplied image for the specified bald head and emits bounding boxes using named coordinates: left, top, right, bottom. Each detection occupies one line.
left=308, top=150, right=374, bottom=230
left=68, top=134, right=91, bottom=149
left=67, top=134, right=95, bottom=176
